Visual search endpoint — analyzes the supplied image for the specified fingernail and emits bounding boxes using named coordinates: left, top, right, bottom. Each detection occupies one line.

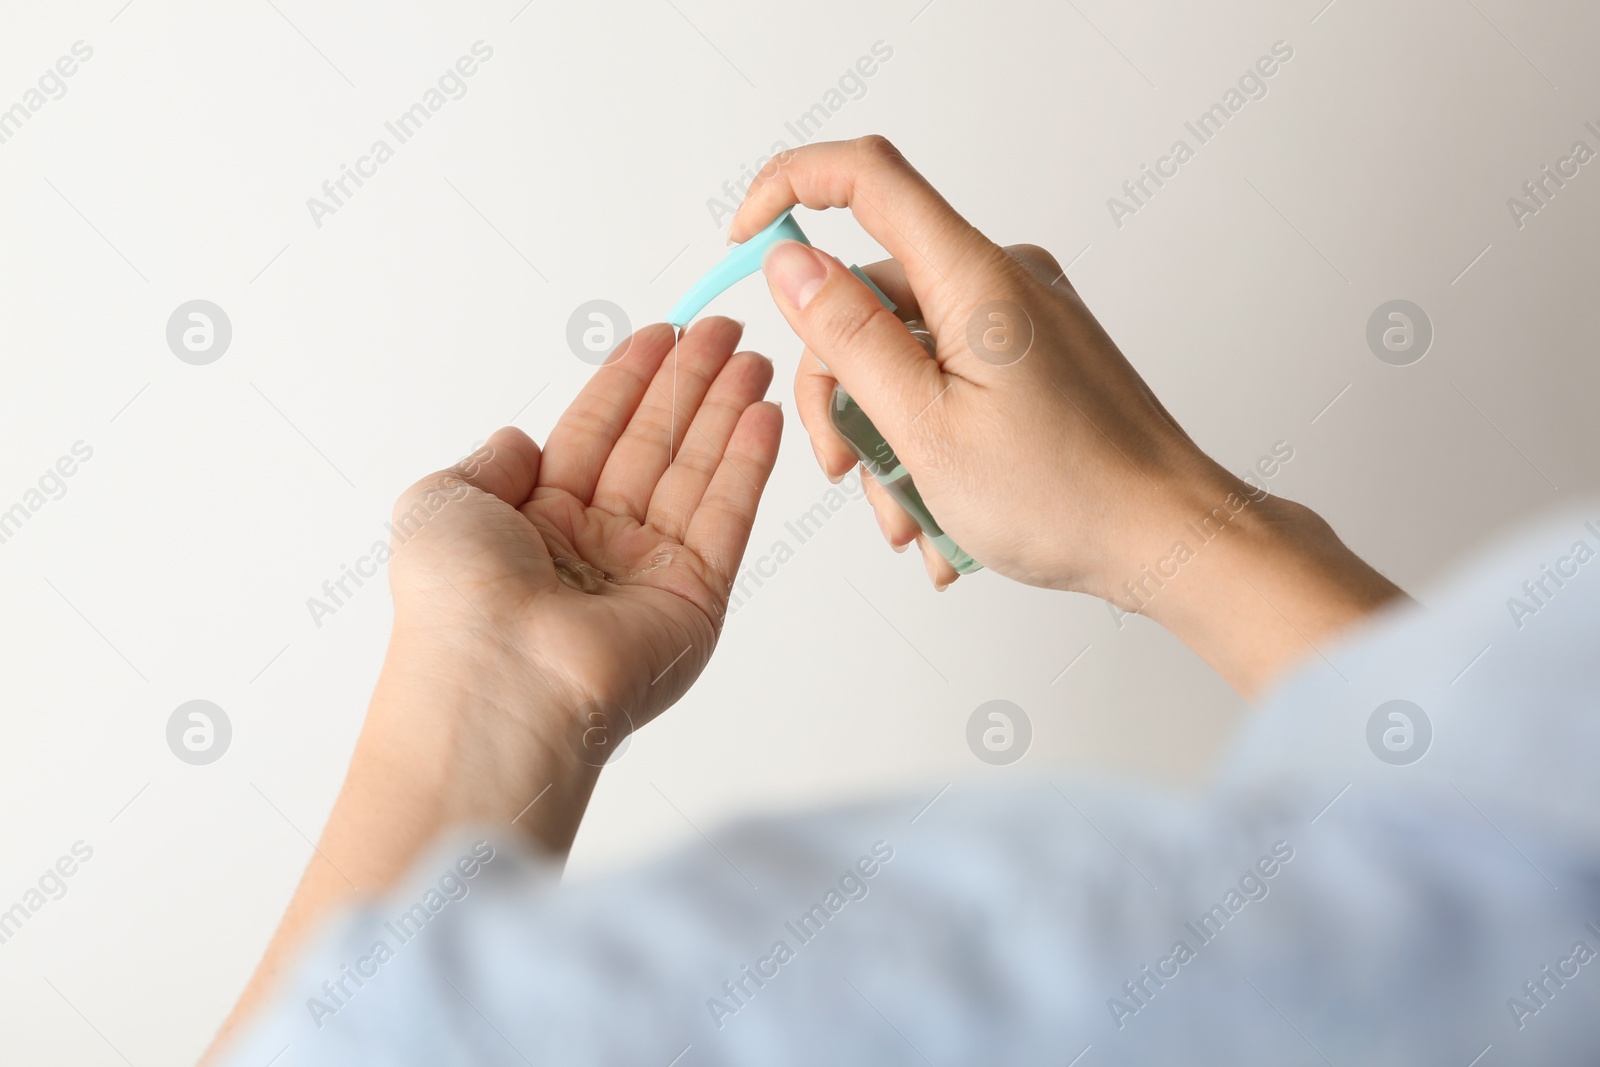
left=828, top=471, right=843, bottom=485
left=892, top=541, right=908, bottom=554
left=764, top=240, right=827, bottom=310
left=935, top=579, right=951, bottom=592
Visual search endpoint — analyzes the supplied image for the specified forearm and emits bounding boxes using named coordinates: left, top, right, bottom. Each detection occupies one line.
left=1104, top=466, right=1408, bottom=699
left=204, top=626, right=596, bottom=1062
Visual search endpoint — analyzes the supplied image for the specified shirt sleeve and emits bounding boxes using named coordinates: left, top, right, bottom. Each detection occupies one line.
left=219, top=503, right=1600, bottom=1067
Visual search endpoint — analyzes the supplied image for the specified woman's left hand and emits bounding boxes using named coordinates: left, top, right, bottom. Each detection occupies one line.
left=387, top=316, right=782, bottom=755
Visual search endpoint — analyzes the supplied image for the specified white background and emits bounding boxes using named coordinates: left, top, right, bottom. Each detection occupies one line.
left=0, top=0, right=1596, bottom=1062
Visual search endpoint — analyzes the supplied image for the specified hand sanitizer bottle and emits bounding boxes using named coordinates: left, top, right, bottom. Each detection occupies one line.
left=669, top=209, right=981, bottom=575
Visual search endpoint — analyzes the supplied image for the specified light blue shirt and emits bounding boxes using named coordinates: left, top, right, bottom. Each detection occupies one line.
left=222, top=504, right=1600, bottom=1065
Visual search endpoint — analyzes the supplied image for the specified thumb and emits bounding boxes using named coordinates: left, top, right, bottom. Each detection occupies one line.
left=762, top=239, right=943, bottom=446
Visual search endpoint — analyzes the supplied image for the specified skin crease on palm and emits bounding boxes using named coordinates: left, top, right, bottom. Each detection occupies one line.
left=204, top=136, right=1405, bottom=1063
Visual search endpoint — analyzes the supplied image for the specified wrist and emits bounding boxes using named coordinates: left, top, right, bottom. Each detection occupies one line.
left=199, top=624, right=602, bottom=1063
left=1097, top=470, right=1405, bottom=697
left=350, top=622, right=606, bottom=857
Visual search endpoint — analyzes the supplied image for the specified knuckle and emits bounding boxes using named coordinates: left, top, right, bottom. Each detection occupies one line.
left=856, top=134, right=903, bottom=167
left=814, top=295, right=894, bottom=358
left=704, top=395, right=750, bottom=429
left=675, top=447, right=720, bottom=481
left=854, top=136, right=911, bottom=195
left=630, top=405, right=675, bottom=444
left=902, top=402, right=961, bottom=476
left=563, top=406, right=614, bottom=442
left=796, top=349, right=837, bottom=386
left=1004, top=243, right=1063, bottom=277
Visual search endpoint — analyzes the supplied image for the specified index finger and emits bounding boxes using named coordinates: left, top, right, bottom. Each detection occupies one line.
left=728, top=136, right=1003, bottom=315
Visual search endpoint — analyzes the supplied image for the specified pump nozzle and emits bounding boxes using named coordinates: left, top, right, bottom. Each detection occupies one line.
left=667, top=210, right=812, bottom=328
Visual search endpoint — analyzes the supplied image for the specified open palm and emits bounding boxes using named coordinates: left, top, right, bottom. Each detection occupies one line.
left=389, top=318, right=781, bottom=745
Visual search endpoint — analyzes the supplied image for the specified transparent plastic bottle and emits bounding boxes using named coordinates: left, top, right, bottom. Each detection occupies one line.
left=827, top=319, right=981, bottom=574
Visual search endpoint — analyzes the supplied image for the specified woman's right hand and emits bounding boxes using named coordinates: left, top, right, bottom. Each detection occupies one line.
left=732, top=136, right=1405, bottom=698
left=731, top=135, right=1235, bottom=598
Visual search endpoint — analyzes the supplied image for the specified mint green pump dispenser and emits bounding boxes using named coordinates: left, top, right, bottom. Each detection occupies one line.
left=667, top=211, right=812, bottom=329
left=670, top=210, right=980, bottom=575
